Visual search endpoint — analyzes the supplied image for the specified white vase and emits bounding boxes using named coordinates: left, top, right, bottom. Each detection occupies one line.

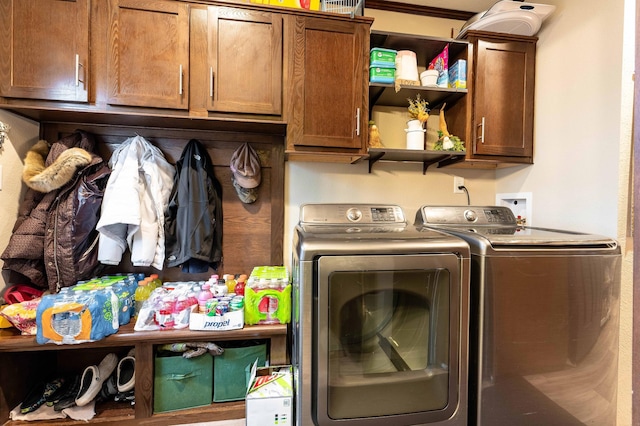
left=405, top=128, right=426, bottom=150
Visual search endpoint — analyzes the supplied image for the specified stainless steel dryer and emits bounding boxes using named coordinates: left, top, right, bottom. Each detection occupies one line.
left=416, top=205, right=621, bottom=426
left=292, top=204, right=471, bottom=426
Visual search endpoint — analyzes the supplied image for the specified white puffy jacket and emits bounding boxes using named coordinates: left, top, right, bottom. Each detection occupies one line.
left=96, top=135, right=175, bottom=269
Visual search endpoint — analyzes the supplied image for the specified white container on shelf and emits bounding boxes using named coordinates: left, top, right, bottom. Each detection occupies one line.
left=405, top=127, right=426, bottom=150
left=420, top=69, right=439, bottom=86
left=395, top=50, right=419, bottom=82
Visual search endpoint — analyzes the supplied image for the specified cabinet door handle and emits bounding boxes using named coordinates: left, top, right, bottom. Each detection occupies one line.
left=209, top=67, right=214, bottom=98
left=75, top=54, right=84, bottom=87
left=356, top=108, right=361, bottom=136
left=478, top=116, right=485, bottom=144
left=179, top=64, right=183, bottom=95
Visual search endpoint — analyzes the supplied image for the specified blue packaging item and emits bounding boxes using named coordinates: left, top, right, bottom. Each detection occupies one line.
left=36, top=287, right=119, bottom=345
left=369, top=66, right=395, bottom=84
left=112, top=281, right=133, bottom=326
left=448, top=59, right=467, bottom=89
left=370, top=47, right=397, bottom=67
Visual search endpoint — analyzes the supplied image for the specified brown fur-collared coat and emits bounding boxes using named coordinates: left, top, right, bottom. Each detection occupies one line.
left=1, top=130, right=111, bottom=292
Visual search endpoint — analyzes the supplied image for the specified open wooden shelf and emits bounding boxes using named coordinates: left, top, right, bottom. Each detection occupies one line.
left=0, top=323, right=288, bottom=425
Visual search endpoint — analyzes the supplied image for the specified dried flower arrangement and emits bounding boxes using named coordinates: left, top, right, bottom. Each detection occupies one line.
left=407, top=94, right=430, bottom=125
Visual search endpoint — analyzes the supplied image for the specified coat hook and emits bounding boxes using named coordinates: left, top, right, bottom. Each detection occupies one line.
left=0, top=121, right=9, bottom=149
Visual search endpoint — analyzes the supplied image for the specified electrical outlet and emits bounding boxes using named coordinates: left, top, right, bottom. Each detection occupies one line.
left=453, top=176, right=464, bottom=193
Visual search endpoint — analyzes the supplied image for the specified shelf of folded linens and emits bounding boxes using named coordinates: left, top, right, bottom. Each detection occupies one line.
left=0, top=322, right=288, bottom=356
left=364, top=147, right=466, bottom=174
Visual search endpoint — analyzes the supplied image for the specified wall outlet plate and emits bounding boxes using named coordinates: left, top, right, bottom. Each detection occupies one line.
left=453, top=176, right=464, bottom=193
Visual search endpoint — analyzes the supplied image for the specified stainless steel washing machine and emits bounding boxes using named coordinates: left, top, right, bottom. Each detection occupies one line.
left=292, top=204, right=471, bottom=426
left=415, top=205, right=621, bottom=426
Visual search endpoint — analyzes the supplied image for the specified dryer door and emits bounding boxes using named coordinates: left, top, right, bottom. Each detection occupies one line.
left=314, top=253, right=465, bottom=426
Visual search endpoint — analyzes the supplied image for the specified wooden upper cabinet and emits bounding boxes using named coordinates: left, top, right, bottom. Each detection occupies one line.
left=205, top=7, right=282, bottom=115
left=468, top=31, right=536, bottom=161
left=287, top=16, right=370, bottom=156
left=0, top=0, right=89, bottom=102
left=107, top=0, right=189, bottom=109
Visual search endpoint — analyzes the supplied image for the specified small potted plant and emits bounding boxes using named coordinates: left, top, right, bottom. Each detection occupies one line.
left=434, top=103, right=465, bottom=151
left=407, top=94, right=430, bottom=127
left=405, top=94, right=429, bottom=150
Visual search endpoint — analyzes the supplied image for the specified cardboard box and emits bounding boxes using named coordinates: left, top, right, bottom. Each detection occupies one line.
left=154, top=353, right=213, bottom=413
left=448, top=59, right=467, bottom=89
left=189, top=306, right=244, bottom=331
left=213, top=343, right=267, bottom=402
left=246, top=364, right=293, bottom=426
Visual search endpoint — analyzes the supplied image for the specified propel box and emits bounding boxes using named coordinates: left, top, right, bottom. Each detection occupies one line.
left=189, top=306, right=244, bottom=331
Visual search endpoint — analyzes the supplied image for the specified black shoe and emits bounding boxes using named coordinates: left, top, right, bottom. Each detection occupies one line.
left=20, top=378, right=64, bottom=414
left=96, top=373, right=118, bottom=403
left=114, top=389, right=135, bottom=404
left=52, top=375, right=81, bottom=412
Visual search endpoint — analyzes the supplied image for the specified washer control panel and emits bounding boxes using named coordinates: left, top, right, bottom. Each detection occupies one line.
left=417, top=205, right=517, bottom=226
left=300, top=204, right=406, bottom=225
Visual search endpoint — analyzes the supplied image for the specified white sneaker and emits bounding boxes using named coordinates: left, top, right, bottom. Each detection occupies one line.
left=75, top=353, right=118, bottom=406
left=116, top=351, right=135, bottom=393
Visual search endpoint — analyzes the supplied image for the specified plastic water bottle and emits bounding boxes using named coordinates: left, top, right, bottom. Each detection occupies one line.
left=234, top=274, right=247, bottom=296
left=214, top=279, right=228, bottom=297
left=224, top=274, right=237, bottom=294
left=173, top=295, right=191, bottom=329
left=155, top=296, right=176, bottom=330
left=198, top=283, right=213, bottom=313
left=134, top=279, right=152, bottom=316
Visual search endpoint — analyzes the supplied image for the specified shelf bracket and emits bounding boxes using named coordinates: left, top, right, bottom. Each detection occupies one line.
left=368, top=151, right=385, bottom=173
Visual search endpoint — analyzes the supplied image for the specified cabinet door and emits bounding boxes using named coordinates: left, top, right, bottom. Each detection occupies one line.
left=288, top=17, right=368, bottom=152
left=206, top=7, right=282, bottom=115
left=107, top=0, right=189, bottom=109
left=0, top=0, right=89, bottom=102
left=472, top=36, right=535, bottom=159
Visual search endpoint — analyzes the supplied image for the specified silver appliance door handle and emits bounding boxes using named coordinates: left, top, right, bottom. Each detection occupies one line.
left=179, top=64, right=183, bottom=95
left=356, top=108, right=361, bottom=136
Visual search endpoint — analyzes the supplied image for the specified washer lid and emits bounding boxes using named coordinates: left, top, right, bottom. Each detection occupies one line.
left=457, top=0, right=556, bottom=39
left=416, top=205, right=618, bottom=249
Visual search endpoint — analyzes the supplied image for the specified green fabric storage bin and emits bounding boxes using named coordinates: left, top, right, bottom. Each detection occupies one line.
left=154, top=352, right=213, bottom=413
left=213, top=343, right=267, bottom=402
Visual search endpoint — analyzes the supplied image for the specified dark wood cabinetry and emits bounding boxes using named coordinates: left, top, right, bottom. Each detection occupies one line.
left=0, top=0, right=89, bottom=103
left=107, top=0, right=190, bottom=109
left=203, top=7, right=283, bottom=115
left=463, top=30, right=537, bottom=165
left=285, top=16, right=372, bottom=162
left=368, top=30, right=537, bottom=169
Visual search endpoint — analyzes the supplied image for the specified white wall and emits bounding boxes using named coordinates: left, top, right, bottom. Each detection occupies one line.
left=0, top=110, right=40, bottom=290
left=495, top=0, right=625, bottom=239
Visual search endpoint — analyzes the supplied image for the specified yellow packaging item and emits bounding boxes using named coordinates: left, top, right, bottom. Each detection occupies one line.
left=250, top=0, right=320, bottom=11
left=0, top=305, right=13, bottom=328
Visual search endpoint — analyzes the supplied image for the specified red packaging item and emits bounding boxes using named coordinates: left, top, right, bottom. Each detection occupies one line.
left=428, top=44, right=449, bottom=88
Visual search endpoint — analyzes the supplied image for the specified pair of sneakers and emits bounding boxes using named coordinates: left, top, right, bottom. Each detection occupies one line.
left=76, top=349, right=135, bottom=407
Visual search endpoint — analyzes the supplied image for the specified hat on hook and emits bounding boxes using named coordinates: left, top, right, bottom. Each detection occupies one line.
left=230, top=143, right=261, bottom=189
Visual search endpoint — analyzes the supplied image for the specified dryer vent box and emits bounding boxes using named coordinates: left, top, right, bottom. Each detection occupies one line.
left=496, top=192, right=532, bottom=225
